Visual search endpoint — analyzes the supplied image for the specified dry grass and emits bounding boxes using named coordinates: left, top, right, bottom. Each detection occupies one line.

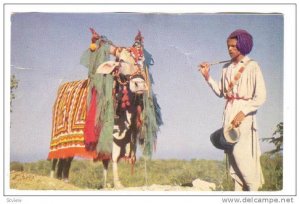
left=10, top=171, right=81, bottom=190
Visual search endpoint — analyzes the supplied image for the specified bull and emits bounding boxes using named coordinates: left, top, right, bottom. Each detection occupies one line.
left=48, top=32, right=162, bottom=189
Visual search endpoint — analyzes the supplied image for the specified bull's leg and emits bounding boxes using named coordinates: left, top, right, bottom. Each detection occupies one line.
left=102, top=159, right=110, bottom=188
left=62, top=157, right=73, bottom=182
left=111, top=110, right=132, bottom=188
left=56, top=159, right=65, bottom=180
left=50, top=159, right=58, bottom=178
left=112, top=142, right=123, bottom=189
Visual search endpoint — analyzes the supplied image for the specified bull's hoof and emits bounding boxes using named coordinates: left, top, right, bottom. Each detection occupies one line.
left=50, top=171, right=55, bottom=178
left=63, top=178, right=69, bottom=183
left=113, top=181, right=124, bottom=189
left=99, top=183, right=112, bottom=189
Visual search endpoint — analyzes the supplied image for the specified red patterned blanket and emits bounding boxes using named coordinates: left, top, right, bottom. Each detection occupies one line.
left=48, top=79, right=96, bottom=159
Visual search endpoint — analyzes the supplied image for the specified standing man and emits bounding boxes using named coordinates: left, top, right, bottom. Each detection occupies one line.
left=199, top=29, right=266, bottom=191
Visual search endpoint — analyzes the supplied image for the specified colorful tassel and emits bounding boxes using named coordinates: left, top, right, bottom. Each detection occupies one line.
left=121, top=86, right=130, bottom=109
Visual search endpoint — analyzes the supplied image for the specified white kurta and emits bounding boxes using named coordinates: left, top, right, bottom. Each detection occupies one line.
left=206, top=56, right=266, bottom=190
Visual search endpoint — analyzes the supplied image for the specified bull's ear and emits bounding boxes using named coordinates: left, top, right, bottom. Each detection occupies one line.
left=96, top=61, right=117, bottom=74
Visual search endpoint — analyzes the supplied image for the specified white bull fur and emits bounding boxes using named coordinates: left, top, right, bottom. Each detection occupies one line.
left=105, top=111, right=133, bottom=188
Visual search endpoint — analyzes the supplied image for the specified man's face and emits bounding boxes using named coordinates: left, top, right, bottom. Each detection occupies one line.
left=227, top=38, right=241, bottom=60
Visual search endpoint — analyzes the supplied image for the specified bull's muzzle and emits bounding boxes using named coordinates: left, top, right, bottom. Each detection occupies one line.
left=129, top=76, right=148, bottom=94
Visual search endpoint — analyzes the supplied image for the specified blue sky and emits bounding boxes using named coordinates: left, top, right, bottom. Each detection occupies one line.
left=9, top=12, right=283, bottom=162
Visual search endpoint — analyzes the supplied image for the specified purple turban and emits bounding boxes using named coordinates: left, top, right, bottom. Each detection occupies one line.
left=228, top=29, right=253, bottom=55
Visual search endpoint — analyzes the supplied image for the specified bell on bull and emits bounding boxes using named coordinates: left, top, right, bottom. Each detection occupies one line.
left=48, top=29, right=162, bottom=189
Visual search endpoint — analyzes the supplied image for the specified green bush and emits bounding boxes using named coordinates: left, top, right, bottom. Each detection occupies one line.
left=10, top=162, right=24, bottom=172
left=23, top=160, right=52, bottom=176
left=260, top=153, right=283, bottom=191
left=69, top=160, right=103, bottom=189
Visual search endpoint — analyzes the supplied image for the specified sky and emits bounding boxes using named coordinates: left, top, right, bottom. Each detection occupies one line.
left=9, top=11, right=284, bottom=162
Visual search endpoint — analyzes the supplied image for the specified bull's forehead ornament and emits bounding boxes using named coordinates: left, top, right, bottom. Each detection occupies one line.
left=118, top=49, right=137, bottom=75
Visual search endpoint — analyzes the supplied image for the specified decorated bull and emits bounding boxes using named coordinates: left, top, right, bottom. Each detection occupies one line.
left=47, top=29, right=162, bottom=188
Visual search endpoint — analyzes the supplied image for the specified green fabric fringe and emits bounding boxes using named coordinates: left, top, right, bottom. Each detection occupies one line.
left=94, top=74, right=114, bottom=154
left=141, top=92, right=158, bottom=159
left=80, top=42, right=114, bottom=154
left=140, top=49, right=163, bottom=159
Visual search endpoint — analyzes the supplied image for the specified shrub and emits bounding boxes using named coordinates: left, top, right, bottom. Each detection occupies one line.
left=10, top=162, right=24, bottom=172
left=260, top=153, right=283, bottom=191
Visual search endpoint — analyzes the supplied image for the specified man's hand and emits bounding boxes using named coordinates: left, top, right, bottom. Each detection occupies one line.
left=231, top=111, right=246, bottom=128
left=198, top=62, right=210, bottom=81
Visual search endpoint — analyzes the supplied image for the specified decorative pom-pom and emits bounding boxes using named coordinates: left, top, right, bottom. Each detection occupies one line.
left=136, top=105, right=143, bottom=128
left=89, top=43, right=97, bottom=52
left=123, top=95, right=129, bottom=101
left=122, top=87, right=128, bottom=94
left=137, top=105, right=142, bottom=114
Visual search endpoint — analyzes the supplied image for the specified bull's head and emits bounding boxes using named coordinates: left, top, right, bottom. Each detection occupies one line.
left=96, top=48, right=148, bottom=95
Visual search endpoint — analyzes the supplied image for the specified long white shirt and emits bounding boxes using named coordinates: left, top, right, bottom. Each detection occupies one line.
left=206, top=56, right=266, bottom=190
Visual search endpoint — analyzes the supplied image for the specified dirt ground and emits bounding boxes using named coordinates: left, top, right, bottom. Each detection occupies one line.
left=10, top=171, right=215, bottom=191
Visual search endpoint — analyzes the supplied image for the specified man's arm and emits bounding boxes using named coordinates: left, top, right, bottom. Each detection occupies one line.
left=199, top=62, right=223, bottom=98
